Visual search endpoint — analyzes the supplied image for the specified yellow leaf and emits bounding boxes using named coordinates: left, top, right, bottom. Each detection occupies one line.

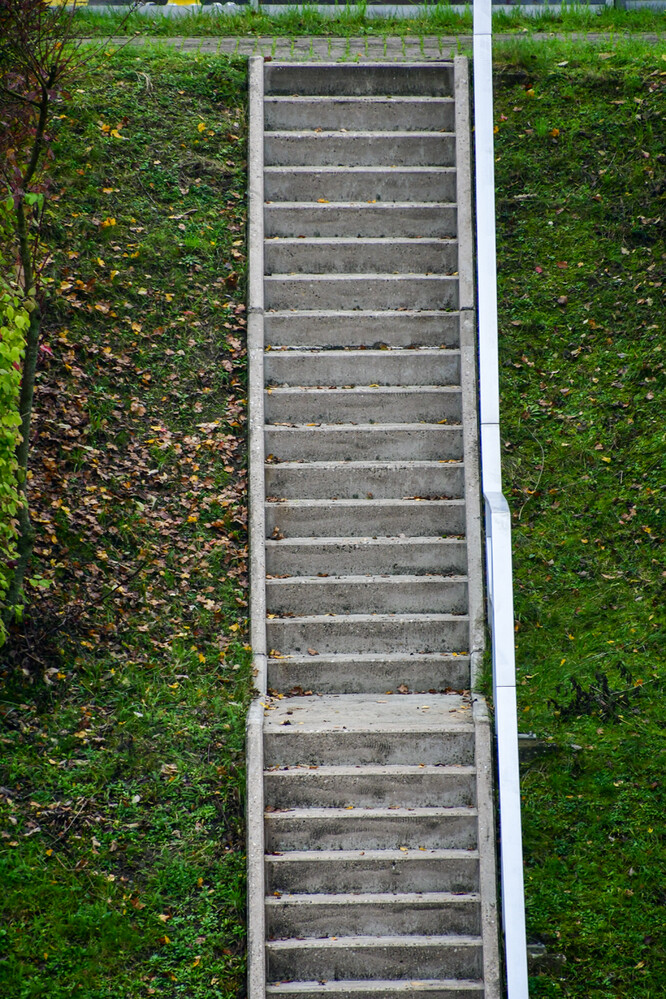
left=197, top=122, right=207, bottom=133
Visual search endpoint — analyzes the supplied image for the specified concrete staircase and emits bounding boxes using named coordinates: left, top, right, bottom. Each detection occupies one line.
left=249, top=58, right=499, bottom=998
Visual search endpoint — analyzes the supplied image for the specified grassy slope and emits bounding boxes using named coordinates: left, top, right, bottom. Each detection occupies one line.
left=493, top=40, right=666, bottom=997
left=0, top=49, right=251, bottom=999
left=0, top=36, right=664, bottom=999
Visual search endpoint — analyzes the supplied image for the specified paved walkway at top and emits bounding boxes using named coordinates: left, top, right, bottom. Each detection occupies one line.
left=104, top=32, right=664, bottom=59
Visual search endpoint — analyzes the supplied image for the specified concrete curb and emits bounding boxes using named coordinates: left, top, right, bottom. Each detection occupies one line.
left=455, top=55, right=485, bottom=690
left=94, top=32, right=666, bottom=59
left=246, top=54, right=267, bottom=999
left=473, top=696, right=501, bottom=999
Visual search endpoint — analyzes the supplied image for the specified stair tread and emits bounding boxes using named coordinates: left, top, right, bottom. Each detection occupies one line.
left=265, top=347, right=460, bottom=355
left=265, top=238, right=457, bottom=246
left=266, top=539, right=465, bottom=549
left=266, top=891, right=480, bottom=905
left=267, top=981, right=483, bottom=994
left=268, top=848, right=479, bottom=861
left=263, top=693, right=473, bottom=731
left=265, top=95, right=455, bottom=103
left=264, top=610, right=468, bottom=617
left=268, top=934, right=482, bottom=949
left=266, top=763, right=474, bottom=773
left=266, top=307, right=459, bottom=316
left=266, top=574, right=467, bottom=583
left=266, top=498, right=464, bottom=505
left=264, top=273, right=458, bottom=280
left=265, top=129, right=456, bottom=138
left=265, top=460, right=463, bottom=469
left=266, top=806, right=476, bottom=816
left=268, top=650, right=469, bottom=660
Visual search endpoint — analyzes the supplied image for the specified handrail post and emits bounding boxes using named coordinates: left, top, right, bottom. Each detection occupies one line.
left=473, top=2, right=530, bottom=996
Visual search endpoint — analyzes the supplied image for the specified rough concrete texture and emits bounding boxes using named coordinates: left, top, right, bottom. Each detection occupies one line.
left=247, top=59, right=501, bottom=997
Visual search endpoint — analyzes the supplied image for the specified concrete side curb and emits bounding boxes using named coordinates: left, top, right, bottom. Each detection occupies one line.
left=473, top=696, right=501, bottom=999
left=455, top=56, right=485, bottom=689
left=247, top=54, right=267, bottom=999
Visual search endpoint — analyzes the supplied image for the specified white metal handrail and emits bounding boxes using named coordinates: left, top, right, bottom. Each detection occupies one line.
left=473, top=2, right=530, bottom=996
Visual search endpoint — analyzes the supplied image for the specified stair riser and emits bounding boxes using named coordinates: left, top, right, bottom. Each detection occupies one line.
left=265, top=276, right=459, bottom=311
left=264, top=240, right=458, bottom=276
left=265, top=813, right=476, bottom=852
left=264, top=731, right=475, bottom=767
left=264, top=310, right=460, bottom=347
left=264, top=132, right=456, bottom=168
left=265, top=63, right=455, bottom=97
left=265, top=351, right=461, bottom=387
left=265, top=388, right=462, bottom=425
left=264, top=771, right=476, bottom=809
left=265, top=204, right=457, bottom=240
left=264, top=426, right=464, bottom=462
left=267, top=899, right=481, bottom=939
left=266, top=986, right=482, bottom=999
left=265, top=168, right=456, bottom=204
left=265, top=502, right=466, bottom=539
left=265, top=464, right=464, bottom=500
left=266, top=539, right=467, bottom=577
left=266, top=579, right=468, bottom=616
left=264, top=99, right=456, bottom=132
left=266, top=856, right=480, bottom=895
left=266, top=616, right=470, bottom=656
left=267, top=941, right=482, bottom=982
left=267, top=657, right=471, bottom=695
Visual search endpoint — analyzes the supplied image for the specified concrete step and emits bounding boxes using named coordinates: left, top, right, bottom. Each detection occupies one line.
left=266, top=575, right=468, bottom=616
left=264, top=424, right=463, bottom=463
left=265, top=275, right=458, bottom=312
left=264, top=62, right=455, bottom=97
left=266, top=613, right=469, bottom=657
left=265, top=537, right=467, bottom=577
left=264, top=131, right=456, bottom=168
left=265, top=386, right=462, bottom=425
left=265, top=806, right=477, bottom=852
left=264, top=238, right=457, bottom=276
left=265, top=499, right=466, bottom=539
left=265, top=166, right=456, bottom=204
left=266, top=891, right=481, bottom=939
left=265, top=462, right=464, bottom=500
left=263, top=695, right=474, bottom=767
left=264, top=764, right=476, bottom=808
left=266, top=981, right=483, bottom=998
left=264, top=348, right=460, bottom=386
left=266, top=652, right=471, bottom=695
left=266, top=935, right=483, bottom=982
left=266, top=848, right=480, bottom=896
left=264, top=309, right=460, bottom=348
left=264, top=96, right=456, bottom=133
left=264, top=203, right=457, bottom=240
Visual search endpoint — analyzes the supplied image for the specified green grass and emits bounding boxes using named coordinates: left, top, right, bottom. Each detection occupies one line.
left=0, top=49, right=251, bottom=999
left=1, top=35, right=665, bottom=999
left=72, top=3, right=666, bottom=39
left=492, top=39, right=666, bottom=997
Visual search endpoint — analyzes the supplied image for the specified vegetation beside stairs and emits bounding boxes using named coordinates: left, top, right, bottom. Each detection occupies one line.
left=0, top=37, right=664, bottom=999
